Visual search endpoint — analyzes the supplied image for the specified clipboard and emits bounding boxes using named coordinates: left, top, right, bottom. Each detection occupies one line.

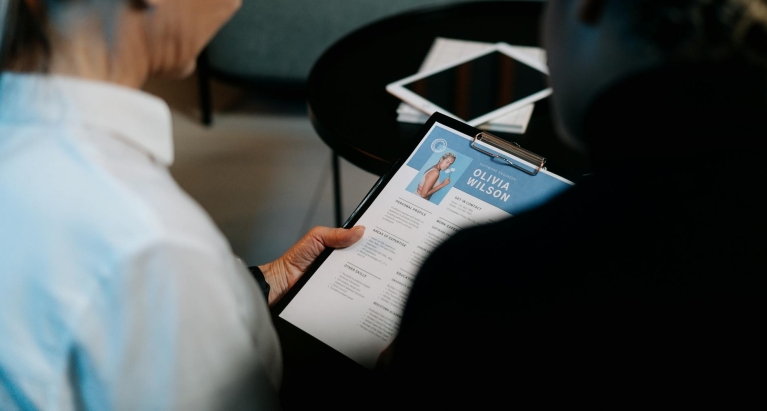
left=272, top=112, right=574, bottom=384
left=471, top=131, right=547, bottom=176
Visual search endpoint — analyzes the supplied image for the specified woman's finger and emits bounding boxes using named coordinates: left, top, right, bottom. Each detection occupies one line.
left=308, top=226, right=365, bottom=249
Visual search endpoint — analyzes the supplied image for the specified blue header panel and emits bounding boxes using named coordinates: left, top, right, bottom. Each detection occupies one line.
left=405, top=124, right=572, bottom=215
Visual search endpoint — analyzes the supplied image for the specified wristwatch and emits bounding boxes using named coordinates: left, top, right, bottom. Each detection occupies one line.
left=248, top=265, right=271, bottom=301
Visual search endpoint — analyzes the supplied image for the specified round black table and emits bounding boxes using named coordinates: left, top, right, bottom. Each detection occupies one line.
left=308, top=0, right=591, bottom=183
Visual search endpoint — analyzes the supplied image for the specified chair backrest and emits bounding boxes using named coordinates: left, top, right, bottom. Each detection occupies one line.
left=207, top=0, right=528, bottom=84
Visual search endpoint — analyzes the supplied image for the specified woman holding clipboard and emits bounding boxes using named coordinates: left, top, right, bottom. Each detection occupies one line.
left=0, top=0, right=363, bottom=409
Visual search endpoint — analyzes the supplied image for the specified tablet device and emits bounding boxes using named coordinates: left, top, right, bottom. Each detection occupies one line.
left=272, top=113, right=575, bottom=377
left=386, top=42, right=552, bottom=127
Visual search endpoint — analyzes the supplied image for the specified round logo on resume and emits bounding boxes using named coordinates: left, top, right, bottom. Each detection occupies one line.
left=431, top=138, right=447, bottom=153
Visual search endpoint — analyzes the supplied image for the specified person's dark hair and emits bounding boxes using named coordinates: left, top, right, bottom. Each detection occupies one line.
left=631, top=0, right=767, bottom=66
left=0, top=0, right=53, bottom=72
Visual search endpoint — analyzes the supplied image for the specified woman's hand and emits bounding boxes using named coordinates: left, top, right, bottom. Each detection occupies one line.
left=259, top=226, right=365, bottom=305
left=440, top=177, right=451, bottom=188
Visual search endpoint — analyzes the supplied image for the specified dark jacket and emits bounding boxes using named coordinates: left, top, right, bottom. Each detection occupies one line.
left=380, top=61, right=767, bottom=408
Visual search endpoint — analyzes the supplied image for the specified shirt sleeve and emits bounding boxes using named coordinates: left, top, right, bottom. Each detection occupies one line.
left=69, top=238, right=282, bottom=411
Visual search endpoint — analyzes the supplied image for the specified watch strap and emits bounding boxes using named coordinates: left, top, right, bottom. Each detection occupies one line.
left=248, top=265, right=271, bottom=302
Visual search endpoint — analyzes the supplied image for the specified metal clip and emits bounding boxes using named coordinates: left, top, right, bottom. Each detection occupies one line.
left=470, top=132, right=546, bottom=176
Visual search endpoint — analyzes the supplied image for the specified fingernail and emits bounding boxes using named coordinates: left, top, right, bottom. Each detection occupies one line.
left=351, top=226, right=365, bottom=231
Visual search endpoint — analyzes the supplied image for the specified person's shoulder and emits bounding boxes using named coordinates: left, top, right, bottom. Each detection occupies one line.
left=439, top=181, right=592, bottom=244
left=413, top=180, right=600, bottom=288
left=0, top=125, right=229, bottom=268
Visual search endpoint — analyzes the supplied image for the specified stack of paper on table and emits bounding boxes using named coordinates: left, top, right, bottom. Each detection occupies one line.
left=396, top=37, right=548, bottom=134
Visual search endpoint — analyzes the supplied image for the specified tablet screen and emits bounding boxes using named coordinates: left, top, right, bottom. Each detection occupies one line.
left=402, top=50, right=549, bottom=121
left=277, top=118, right=574, bottom=370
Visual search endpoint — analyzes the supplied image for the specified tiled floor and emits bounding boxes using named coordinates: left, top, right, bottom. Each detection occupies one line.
left=143, top=74, right=379, bottom=266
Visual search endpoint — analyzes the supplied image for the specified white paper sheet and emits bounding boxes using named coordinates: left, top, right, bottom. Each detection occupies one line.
left=280, top=121, right=573, bottom=369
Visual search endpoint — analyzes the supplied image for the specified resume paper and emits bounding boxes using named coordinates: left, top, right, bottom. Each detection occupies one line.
left=280, top=123, right=574, bottom=369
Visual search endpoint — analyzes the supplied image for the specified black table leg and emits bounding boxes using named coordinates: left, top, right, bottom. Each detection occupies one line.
left=197, top=48, right=213, bottom=126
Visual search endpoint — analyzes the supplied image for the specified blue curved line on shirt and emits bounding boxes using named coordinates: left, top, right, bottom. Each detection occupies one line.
left=0, top=367, right=37, bottom=411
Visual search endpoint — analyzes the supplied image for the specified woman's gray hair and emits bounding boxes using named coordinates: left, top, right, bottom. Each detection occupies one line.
left=0, top=0, right=124, bottom=72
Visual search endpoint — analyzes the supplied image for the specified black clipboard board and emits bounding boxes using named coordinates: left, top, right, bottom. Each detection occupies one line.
left=272, top=113, right=558, bottom=403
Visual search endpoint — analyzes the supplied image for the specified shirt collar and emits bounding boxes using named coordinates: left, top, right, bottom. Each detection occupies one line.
left=0, top=72, right=174, bottom=165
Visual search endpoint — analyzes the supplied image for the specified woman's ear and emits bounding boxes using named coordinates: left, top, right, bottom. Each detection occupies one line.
left=578, top=0, right=606, bottom=25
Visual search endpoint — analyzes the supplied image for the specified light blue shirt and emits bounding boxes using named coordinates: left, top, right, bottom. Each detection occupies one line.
left=0, top=73, right=282, bottom=410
